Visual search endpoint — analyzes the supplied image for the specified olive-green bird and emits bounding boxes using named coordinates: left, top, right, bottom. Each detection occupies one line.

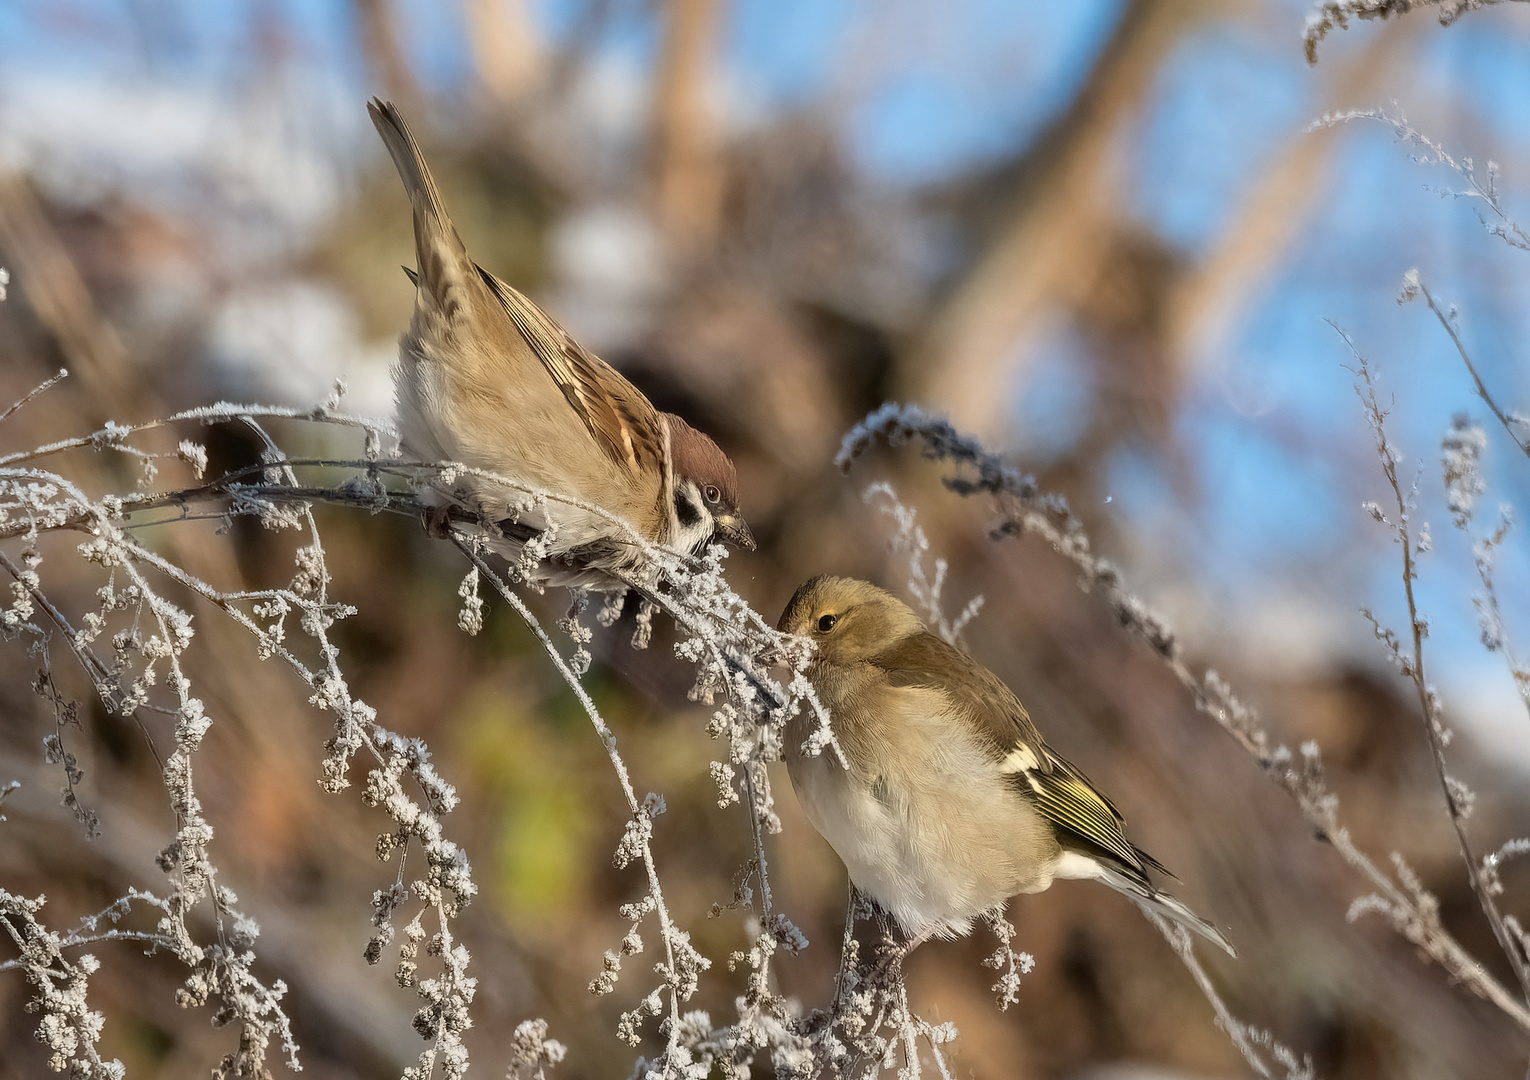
left=777, top=575, right=1234, bottom=955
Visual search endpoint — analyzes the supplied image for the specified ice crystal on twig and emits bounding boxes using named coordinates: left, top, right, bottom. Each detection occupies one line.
left=506, top=1018, right=566, bottom=1080
left=863, top=482, right=983, bottom=645
left=979, top=907, right=1034, bottom=1010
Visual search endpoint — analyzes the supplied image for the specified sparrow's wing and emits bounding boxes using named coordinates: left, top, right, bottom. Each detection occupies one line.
left=873, top=631, right=1164, bottom=878
left=474, top=269, right=667, bottom=477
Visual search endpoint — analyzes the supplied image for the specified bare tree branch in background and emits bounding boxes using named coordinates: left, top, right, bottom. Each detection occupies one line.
left=0, top=176, right=141, bottom=418
left=462, top=0, right=547, bottom=108
left=544, top=0, right=621, bottom=101
left=651, top=0, right=726, bottom=257
left=354, top=0, right=423, bottom=115
left=896, top=0, right=1201, bottom=438
left=1166, top=19, right=1416, bottom=370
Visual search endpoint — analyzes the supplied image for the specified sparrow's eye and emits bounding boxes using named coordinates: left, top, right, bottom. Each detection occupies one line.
left=816, top=614, right=837, bottom=633
left=703, top=484, right=721, bottom=504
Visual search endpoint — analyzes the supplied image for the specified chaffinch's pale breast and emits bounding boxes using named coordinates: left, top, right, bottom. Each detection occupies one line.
left=777, top=575, right=1234, bottom=955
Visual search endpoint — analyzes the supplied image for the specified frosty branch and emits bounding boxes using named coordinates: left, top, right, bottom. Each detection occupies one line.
left=1304, top=0, right=1529, bottom=65
left=1312, top=109, right=1530, bottom=252
left=1342, top=333, right=1530, bottom=1007
left=0, top=401, right=488, bottom=1079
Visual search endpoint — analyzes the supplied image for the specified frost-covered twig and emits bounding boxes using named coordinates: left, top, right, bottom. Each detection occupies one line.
left=450, top=514, right=846, bottom=1074
left=1435, top=411, right=1530, bottom=725
left=0, top=888, right=124, bottom=1078
left=978, top=906, right=1034, bottom=1011
left=754, top=889, right=962, bottom=1080
left=1143, top=909, right=1312, bottom=1080
left=1399, top=272, right=1530, bottom=458
left=455, top=534, right=707, bottom=1066
left=0, top=406, right=487, bottom=1077
left=1312, top=110, right=1530, bottom=251
left=863, top=483, right=983, bottom=646
left=0, top=400, right=393, bottom=470
left=839, top=401, right=1530, bottom=1035
left=0, top=472, right=304, bottom=1076
left=506, top=1018, right=567, bottom=1080
left=1303, top=1, right=1526, bottom=65
left=31, top=655, right=99, bottom=840
left=1482, top=840, right=1530, bottom=900
left=1344, top=337, right=1530, bottom=1005
left=0, top=395, right=851, bottom=1075
left=0, top=368, right=68, bottom=424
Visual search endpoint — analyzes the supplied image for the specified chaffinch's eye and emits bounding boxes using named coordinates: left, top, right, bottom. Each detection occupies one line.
left=703, top=484, right=721, bottom=503
left=817, top=614, right=837, bottom=633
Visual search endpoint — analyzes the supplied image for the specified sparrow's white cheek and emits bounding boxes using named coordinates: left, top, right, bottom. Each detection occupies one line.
left=669, top=482, right=717, bottom=554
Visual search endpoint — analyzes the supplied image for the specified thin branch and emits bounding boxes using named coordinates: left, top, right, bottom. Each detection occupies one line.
left=1144, top=909, right=1312, bottom=1080
left=1402, top=273, right=1530, bottom=458
left=453, top=534, right=700, bottom=1069
left=0, top=368, right=68, bottom=423
left=1345, top=337, right=1530, bottom=1004
left=1312, top=110, right=1530, bottom=251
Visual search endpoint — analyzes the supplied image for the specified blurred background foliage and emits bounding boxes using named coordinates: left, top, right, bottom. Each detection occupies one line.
left=1, top=0, right=1530, bottom=1076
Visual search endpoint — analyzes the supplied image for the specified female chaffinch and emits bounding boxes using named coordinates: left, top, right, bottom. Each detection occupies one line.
left=777, top=575, right=1234, bottom=956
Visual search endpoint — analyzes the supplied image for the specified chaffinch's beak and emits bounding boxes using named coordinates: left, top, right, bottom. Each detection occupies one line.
left=713, top=511, right=756, bottom=551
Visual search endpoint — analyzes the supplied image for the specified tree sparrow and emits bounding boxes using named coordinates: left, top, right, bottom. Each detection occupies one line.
left=777, top=575, right=1234, bottom=955
left=368, top=99, right=753, bottom=588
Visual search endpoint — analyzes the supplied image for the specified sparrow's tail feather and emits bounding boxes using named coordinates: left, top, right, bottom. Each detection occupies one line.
left=367, top=98, right=470, bottom=303
left=1094, top=862, right=1237, bottom=957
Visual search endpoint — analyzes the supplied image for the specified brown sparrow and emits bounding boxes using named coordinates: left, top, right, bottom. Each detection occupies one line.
left=368, top=99, right=753, bottom=588
left=777, top=576, right=1234, bottom=955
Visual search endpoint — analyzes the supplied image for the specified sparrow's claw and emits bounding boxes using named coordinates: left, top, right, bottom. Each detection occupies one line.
left=422, top=504, right=454, bottom=540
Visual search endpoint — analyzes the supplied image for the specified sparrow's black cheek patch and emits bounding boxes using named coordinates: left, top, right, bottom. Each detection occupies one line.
left=675, top=493, right=702, bottom=528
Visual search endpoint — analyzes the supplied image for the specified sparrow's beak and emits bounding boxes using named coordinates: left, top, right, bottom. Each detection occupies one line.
left=712, top=511, right=756, bottom=551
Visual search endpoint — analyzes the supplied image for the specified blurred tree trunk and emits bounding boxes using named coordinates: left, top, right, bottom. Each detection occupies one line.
left=354, top=0, right=421, bottom=111
left=896, top=0, right=1205, bottom=440
left=462, top=0, right=547, bottom=107
left=651, top=0, right=726, bottom=257
left=1165, top=18, right=1417, bottom=370
left=0, top=175, right=141, bottom=419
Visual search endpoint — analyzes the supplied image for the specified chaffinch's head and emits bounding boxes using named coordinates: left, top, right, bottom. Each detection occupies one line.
left=776, top=575, right=925, bottom=664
